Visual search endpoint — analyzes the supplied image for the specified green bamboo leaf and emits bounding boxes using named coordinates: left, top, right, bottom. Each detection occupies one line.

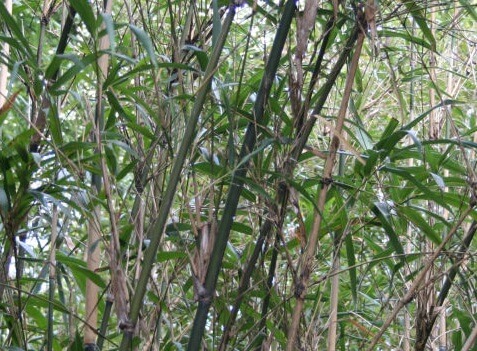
left=232, top=222, right=253, bottom=235
left=459, top=0, right=477, bottom=22
left=106, top=91, right=156, bottom=139
left=0, top=36, right=30, bottom=59
left=363, top=149, right=379, bottom=177
left=48, top=101, right=63, bottom=146
left=129, top=25, right=158, bottom=68
left=0, top=187, right=9, bottom=213
left=106, top=139, right=140, bottom=159
left=100, top=13, right=116, bottom=52
left=49, top=54, right=97, bottom=92
left=193, top=161, right=227, bottom=177
left=68, top=330, right=84, bottom=351
left=381, top=166, right=449, bottom=208
left=183, top=45, right=208, bottom=71
left=69, top=0, right=97, bottom=35
left=235, top=138, right=275, bottom=169
left=5, top=346, right=26, bottom=351
left=371, top=202, right=404, bottom=255
left=401, top=0, right=436, bottom=51
left=0, top=3, right=34, bottom=58
left=104, top=145, right=117, bottom=175
left=379, top=29, right=432, bottom=50
left=345, top=234, right=357, bottom=303
left=381, top=118, right=400, bottom=140
left=24, top=304, right=47, bottom=330
left=57, top=253, right=106, bottom=289
left=397, top=206, right=441, bottom=245
left=157, top=251, right=188, bottom=262
left=404, top=100, right=461, bottom=130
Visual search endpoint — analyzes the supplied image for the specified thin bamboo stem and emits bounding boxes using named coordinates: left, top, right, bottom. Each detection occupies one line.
left=47, top=204, right=58, bottom=351
left=85, top=0, right=114, bottom=347
left=118, top=6, right=237, bottom=350
left=286, top=20, right=365, bottom=350
left=327, top=242, right=341, bottom=351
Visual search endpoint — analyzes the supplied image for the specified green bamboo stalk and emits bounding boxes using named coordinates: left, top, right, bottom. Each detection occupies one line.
left=219, top=14, right=357, bottom=350
left=186, top=1, right=297, bottom=350
left=97, top=294, right=113, bottom=350
left=118, top=5, right=237, bottom=350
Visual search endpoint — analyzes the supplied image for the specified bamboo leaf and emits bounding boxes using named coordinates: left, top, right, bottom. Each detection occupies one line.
left=129, top=25, right=158, bottom=68
left=48, top=100, right=63, bottom=146
left=459, top=0, right=477, bottom=21
left=0, top=3, right=34, bottom=58
left=69, top=0, right=97, bottom=35
left=157, top=251, right=188, bottom=262
left=430, top=172, right=445, bottom=191
left=379, top=29, right=432, bottom=50
left=101, top=13, right=116, bottom=52
left=345, top=234, right=357, bottom=303
left=400, top=0, right=436, bottom=51
left=371, top=202, right=404, bottom=255
left=49, top=54, right=97, bottom=92
left=57, top=253, right=106, bottom=289
left=397, top=206, right=441, bottom=245
left=183, top=45, right=209, bottom=71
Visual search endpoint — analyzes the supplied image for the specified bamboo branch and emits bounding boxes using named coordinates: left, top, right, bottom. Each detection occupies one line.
left=286, top=11, right=366, bottom=348
left=85, top=0, right=113, bottom=348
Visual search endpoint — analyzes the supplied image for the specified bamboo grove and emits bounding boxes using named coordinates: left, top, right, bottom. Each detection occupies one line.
left=0, top=0, right=476, bottom=350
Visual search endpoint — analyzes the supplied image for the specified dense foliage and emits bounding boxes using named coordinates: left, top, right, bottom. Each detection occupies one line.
left=0, top=0, right=476, bottom=350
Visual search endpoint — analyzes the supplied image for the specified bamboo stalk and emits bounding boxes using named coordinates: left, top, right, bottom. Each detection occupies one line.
left=118, top=5, right=237, bottom=349
left=415, top=6, right=438, bottom=350
left=85, top=0, right=114, bottom=347
left=327, top=240, right=341, bottom=351
left=222, top=18, right=359, bottom=351
left=286, top=17, right=366, bottom=350
left=186, top=1, right=297, bottom=349
left=47, top=204, right=58, bottom=351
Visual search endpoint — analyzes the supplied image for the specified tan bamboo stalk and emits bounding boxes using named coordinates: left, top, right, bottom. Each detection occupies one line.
left=286, top=19, right=366, bottom=350
left=124, top=0, right=146, bottom=287
left=327, top=241, right=340, bottom=351
left=437, top=5, right=459, bottom=350
left=85, top=208, right=101, bottom=346
left=403, top=12, right=418, bottom=351
left=47, top=204, right=58, bottom=351
left=84, top=0, right=114, bottom=347
left=415, top=6, right=438, bottom=350
left=0, top=0, right=12, bottom=106
left=462, top=323, right=477, bottom=351
left=290, top=0, right=319, bottom=121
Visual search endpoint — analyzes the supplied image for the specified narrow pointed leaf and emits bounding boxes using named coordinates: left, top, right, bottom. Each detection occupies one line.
left=69, top=0, right=97, bottom=35
left=129, top=25, right=158, bottom=68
